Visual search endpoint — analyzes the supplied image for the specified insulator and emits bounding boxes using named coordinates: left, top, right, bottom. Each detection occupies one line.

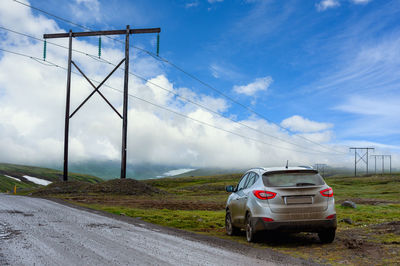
left=43, top=40, right=47, bottom=61
left=98, top=36, right=102, bottom=58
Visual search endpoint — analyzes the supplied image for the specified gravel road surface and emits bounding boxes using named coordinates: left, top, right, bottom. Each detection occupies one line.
left=0, top=194, right=308, bottom=265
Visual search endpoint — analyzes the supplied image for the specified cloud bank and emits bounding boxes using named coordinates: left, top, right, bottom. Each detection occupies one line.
left=0, top=1, right=353, bottom=171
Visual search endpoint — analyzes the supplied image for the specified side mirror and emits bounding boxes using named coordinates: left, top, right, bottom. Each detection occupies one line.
left=225, top=185, right=235, bottom=192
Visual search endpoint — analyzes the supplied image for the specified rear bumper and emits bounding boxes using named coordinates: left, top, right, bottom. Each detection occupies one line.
left=252, top=217, right=337, bottom=233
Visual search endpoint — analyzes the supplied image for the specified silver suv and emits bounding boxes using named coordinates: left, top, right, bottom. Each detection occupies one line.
left=225, top=167, right=336, bottom=243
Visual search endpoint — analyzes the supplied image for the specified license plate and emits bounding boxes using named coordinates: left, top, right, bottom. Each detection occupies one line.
left=285, top=196, right=313, bottom=205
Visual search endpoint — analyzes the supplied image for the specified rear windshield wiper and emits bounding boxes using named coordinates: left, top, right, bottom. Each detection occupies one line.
left=296, top=182, right=315, bottom=186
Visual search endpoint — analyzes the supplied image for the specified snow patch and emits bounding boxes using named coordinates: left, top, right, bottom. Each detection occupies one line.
left=23, top=175, right=52, bottom=186
left=4, top=175, right=21, bottom=182
left=163, top=168, right=195, bottom=177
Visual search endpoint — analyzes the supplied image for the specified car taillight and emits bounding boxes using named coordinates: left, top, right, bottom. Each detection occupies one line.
left=262, top=217, right=274, bottom=222
left=326, top=214, right=336, bottom=220
left=320, top=187, right=333, bottom=197
left=253, top=190, right=276, bottom=200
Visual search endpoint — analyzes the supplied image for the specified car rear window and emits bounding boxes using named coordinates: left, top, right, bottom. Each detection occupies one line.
left=262, top=171, right=325, bottom=187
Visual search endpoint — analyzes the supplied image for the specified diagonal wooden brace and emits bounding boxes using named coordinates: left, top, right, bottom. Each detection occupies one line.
left=69, top=58, right=125, bottom=119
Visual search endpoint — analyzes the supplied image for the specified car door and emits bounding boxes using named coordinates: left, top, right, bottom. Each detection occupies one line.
left=230, top=173, right=249, bottom=224
left=235, top=172, right=257, bottom=225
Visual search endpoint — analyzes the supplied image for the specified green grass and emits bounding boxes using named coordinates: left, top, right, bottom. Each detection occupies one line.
left=325, top=174, right=400, bottom=202
left=337, top=204, right=400, bottom=226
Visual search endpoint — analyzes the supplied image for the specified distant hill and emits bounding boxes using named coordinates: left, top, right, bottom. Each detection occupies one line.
left=168, top=166, right=357, bottom=179
left=0, top=163, right=102, bottom=192
left=65, top=161, right=188, bottom=180
left=169, top=168, right=244, bottom=178
left=65, top=161, right=242, bottom=180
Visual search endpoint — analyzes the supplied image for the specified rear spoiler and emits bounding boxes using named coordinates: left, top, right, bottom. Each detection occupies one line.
left=262, top=170, right=318, bottom=176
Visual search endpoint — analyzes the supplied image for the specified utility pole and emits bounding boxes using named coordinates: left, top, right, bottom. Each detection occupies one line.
left=371, top=155, right=383, bottom=174
left=44, top=26, right=161, bottom=181
left=383, top=155, right=392, bottom=174
left=370, top=155, right=392, bottom=175
left=349, top=148, right=374, bottom=177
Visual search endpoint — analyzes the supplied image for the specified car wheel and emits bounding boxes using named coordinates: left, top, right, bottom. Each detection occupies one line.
left=225, top=210, right=240, bottom=236
left=318, top=229, right=336, bottom=243
left=245, top=213, right=258, bottom=242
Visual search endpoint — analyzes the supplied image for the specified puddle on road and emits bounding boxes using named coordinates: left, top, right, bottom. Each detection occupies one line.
left=0, top=222, right=20, bottom=240
left=0, top=210, right=34, bottom=217
left=86, top=223, right=121, bottom=229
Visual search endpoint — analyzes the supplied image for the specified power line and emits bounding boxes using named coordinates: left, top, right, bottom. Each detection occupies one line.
left=0, top=26, right=345, bottom=155
left=0, top=47, right=345, bottom=156
left=10, top=0, right=346, bottom=155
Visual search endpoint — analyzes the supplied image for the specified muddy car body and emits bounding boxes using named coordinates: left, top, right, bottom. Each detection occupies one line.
left=225, top=167, right=336, bottom=243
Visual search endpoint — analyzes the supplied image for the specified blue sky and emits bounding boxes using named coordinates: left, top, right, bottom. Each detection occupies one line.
left=45, top=0, right=398, bottom=145
left=0, top=0, right=399, bottom=169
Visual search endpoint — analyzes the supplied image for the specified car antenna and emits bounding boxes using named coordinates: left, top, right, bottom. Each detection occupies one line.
left=285, top=160, right=288, bottom=169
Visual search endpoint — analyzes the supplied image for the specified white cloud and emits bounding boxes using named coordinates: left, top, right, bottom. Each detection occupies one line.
left=231, top=1, right=294, bottom=43
left=186, top=2, right=199, bottom=8
left=333, top=95, right=400, bottom=138
left=316, top=0, right=371, bottom=11
left=233, top=76, right=273, bottom=96
left=209, top=63, right=243, bottom=80
left=75, top=0, right=100, bottom=11
left=281, top=115, right=333, bottom=133
left=298, top=131, right=334, bottom=143
left=334, top=96, right=399, bottom=117
left=316, top=0, right=340, bottom=11
left=351, top=0, right=371, bottom=4
left=208, top=0, right=224, bottom=3
left=71, top=0, right=101, bottom=22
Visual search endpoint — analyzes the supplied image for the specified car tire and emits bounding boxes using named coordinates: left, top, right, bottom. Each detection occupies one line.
left=245, top=213, right=258, bottom=242
left=318, top=229, right=336, bottom=243
left=225, top=210, right=240, bottom=236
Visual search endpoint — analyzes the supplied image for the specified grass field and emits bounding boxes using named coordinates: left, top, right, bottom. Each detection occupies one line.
left=16, top=172, right=400, bottom=265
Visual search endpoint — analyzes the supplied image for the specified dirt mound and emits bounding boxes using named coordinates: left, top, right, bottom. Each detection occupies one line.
left=32, top=181, right=91, bottom=195
left=32, top=179, right=163, bottom=196
left=88, top=179, right=163, bottom=195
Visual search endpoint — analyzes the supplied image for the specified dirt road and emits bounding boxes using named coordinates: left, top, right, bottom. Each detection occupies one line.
left=0, top=194, right=308, bottom=265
